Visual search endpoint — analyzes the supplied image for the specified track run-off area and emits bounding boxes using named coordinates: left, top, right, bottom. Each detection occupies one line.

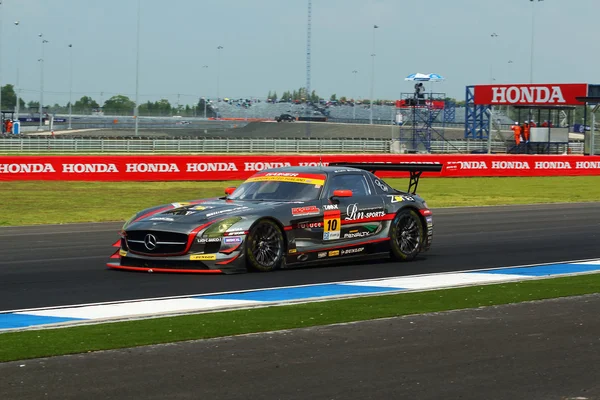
left=1, top=202, right=599, bottom=311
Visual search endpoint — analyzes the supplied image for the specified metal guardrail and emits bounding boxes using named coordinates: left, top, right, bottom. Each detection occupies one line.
left=0, top=138, right=584, bottom=154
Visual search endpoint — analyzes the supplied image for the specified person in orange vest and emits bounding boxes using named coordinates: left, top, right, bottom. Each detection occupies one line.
left=6, top=119, right=13, bottom=134
left=511, top=122, right=522, bottom=145
left=523, top=121, right=530, bottom=143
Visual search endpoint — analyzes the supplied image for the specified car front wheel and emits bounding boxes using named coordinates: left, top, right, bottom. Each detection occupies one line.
left=389, top=209, right=423, bottom=261
left=245, top=219, right=285, bottom=272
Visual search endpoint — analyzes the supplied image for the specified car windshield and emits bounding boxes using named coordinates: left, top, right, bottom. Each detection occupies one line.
left=228, top=173, right=326, bottom=202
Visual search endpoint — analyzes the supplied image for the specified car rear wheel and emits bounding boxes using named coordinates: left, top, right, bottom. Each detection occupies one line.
left=389, top=209, right=423, bottom=261
left=246, top=219, right=284, bottom=272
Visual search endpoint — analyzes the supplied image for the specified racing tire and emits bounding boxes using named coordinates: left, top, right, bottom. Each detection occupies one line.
left=389, top=208, right=424, bottom=261
left=245, top=219, right=285, bottom=272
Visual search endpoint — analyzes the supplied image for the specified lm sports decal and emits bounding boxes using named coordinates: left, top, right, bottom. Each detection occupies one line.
left=246, top=172, right=326, bottom=186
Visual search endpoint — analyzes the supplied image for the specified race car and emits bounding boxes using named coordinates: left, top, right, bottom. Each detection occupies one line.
left=108, top=162, right=442, bottom=274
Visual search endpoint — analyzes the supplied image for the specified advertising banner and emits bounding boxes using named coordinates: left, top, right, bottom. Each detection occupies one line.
left=2, top=154, right=600, bottom=181
left=473, top=84, right=588, bottom=106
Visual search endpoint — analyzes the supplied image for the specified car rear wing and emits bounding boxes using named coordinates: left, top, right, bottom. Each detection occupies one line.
left=328, top=162, right=443, bottom=194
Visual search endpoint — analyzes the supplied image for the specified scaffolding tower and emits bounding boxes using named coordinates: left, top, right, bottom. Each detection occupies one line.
left=397, top=92, right=446, bottom=153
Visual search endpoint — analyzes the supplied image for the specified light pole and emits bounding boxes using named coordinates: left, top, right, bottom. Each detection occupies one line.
left=68, top=44, right=73, bottom=129
left=529, top=0, right=543, bottom=84
left=38, top=34, right=49, bottom=131
left=490, top=33, right=498, bottom=84
left=369, top=24, right=378, bottom=125
left=134, top=0, right=141, bottom=136
left=352, top=70, right=358, bottom=120
left=216, top=46, right=223, bottom=119
left=14, top=20, right=21, bottom=120
left=0, top=1, right=3, bottom=121
left=201, top=65, right=208, bottom=118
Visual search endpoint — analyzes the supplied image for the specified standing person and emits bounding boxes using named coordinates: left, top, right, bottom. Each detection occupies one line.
left=523, top=121, right=530, bottom=143
left=7, top=119, right=13, bottom=135
left=511, top=122, right=522, bottom=145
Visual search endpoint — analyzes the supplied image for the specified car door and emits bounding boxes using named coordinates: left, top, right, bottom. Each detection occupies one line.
left=320, top=173, right=385, bottom=246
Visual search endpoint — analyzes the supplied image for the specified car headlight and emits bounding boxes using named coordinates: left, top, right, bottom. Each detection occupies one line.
left=202, top=217, right=242, bottom=238
left=122, top=214, right=138, bottom=230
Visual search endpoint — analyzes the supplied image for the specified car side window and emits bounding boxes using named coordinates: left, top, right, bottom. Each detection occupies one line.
left=326, top=174, right=370, bottom=198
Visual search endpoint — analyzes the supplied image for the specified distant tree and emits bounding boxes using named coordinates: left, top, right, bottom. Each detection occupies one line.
left=197, top=98, right=216, bottom=118
left=27, top=100, right=40, bottom=110
left=73, top=96, right=100, bottom=113
left=310, top=90, right=319, bottom=103
left=330, top=94, right=337, bottom=102
left=103, top=95, right=135, bottom=115
left=339, top=96, right=347, bottom=103
left=267, top=90, right=272, bottom=100
left=0, top=84, right=17, bottom=110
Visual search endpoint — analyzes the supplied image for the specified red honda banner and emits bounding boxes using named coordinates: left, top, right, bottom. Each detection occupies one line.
left=2, top=154, right=600, bottom=181
left=473, top=83, right=588, bottom=106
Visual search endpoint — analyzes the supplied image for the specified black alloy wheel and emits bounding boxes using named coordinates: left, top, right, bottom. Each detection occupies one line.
left=389, top=209, right=423, bottom=261
left=246, top=219, right=284, bottom=272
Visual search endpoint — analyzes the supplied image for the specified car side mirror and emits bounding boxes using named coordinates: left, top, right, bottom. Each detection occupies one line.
left=331, top=189, right=353, bottom=199
left=224, top=187, right=236, bottom=195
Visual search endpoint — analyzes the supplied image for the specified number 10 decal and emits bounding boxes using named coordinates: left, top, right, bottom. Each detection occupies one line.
left=323, top=209, right=341, bottom=240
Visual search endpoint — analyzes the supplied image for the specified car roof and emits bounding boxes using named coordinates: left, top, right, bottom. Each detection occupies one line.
left=259, top=165, right=367, bottom=176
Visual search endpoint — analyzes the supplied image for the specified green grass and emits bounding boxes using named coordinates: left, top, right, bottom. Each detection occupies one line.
left=1, top=273, right=599, bottom=362
left=2, top=176, right=600, bottom=226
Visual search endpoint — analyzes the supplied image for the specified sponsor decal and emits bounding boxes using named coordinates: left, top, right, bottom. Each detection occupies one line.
left=345, top=203, right=386, bottom=221
left=224, top=230, right=247, bottom=236
left=426, top=216, right=433, bottom=227
left=374, top=179, right=389, bottom=192
left=206, top=207, right=249, bottom=217
left=190, top=254, right=217, bottom=261
left=186, top=162, right=238, bottom=172
left=328, top=250, right=340, bottom=257
left=317, top=251, right=327, bottom=259
left=119, top=249, right=128, bottom=257
left=341, top=247, right=365, bottom=256
left=223, top=236, right=243, bottom=244
left=292, top=206, right=321, bottom=216
left=0, top=163, right=56, bottom=173
left=196, top=237, right=222, bottom=243
left=148, top=217, right=175, bottom=222
left=298, top=222, right=323, bottom=229
left=247, top=175, right=325, bottom=185
left=193, top=205, right=209, bottom=211
left=389, top=195, right=414, bottom=203
left=244, top=162, right=292, bottom=171
left=323, top=204, right=339, bottom=211
left=474, top=84, right=587, bottom=106
left=62, top=164, right=119, bottom=173
left=343, top=231, right=370, bottom=239
left=171, top=202, right=192, bottom=208
left=288, top=249, right=298, bottom=254
left=125, top=163, right=179, bottom=173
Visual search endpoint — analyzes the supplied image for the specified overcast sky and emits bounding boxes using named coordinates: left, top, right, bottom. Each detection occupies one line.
left=1, top=0, right=598, bottom=107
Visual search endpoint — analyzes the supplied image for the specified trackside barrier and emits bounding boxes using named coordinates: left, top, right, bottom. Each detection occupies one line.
left=0, top=138, right=586, bottom=155
left=2, top=154, right=600, bottom=181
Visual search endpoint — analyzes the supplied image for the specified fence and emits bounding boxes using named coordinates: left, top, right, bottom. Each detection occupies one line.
left=0, top=137, right=585, bottom=155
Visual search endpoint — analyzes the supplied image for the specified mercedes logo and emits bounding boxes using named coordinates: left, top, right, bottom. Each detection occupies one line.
left=144, top=234, right=158, bottom=250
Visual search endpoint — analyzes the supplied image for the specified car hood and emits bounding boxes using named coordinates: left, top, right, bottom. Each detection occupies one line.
left=126, top=198, right=295, bottom=231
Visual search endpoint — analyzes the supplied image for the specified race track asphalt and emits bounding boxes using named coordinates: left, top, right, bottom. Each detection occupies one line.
left=1, top=294, right=599, bottom=399
left=1, top=202, right=599, bottom=311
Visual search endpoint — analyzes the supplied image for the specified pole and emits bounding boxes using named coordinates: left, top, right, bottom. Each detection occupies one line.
left=0, top=1, right=3, bottom=123
left=529, top=0, right=539, bottom=84
left=15, top=20, right=20, bottom=120
left=217, top=46, right=223, bottom=119
left=134, top=0, right=140, bottom=136
left=68, top=44, right=73, bottom=129
left=352, top=70, right=357, bottom=120
left=369, top=25, right=378, bottom=125
left=38, top=35, right=47, bottom=131
left=201, top=64, right=208, bottom=118
left=487, top=106, right=494, bottom=154
left=490, top=33, right=498, bottom=84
